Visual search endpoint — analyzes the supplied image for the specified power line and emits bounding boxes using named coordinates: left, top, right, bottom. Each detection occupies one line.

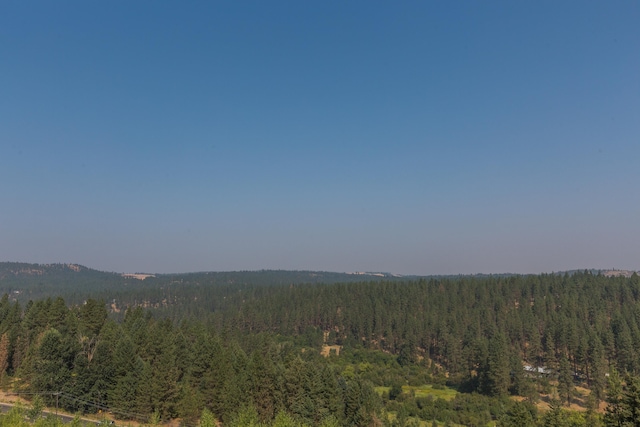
left=8, top=391, right=151, bottom=424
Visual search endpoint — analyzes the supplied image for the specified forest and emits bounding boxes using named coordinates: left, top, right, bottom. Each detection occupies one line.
left=1, top=265, right=640, bottom=426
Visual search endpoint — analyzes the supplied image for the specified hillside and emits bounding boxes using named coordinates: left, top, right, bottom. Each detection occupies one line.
left=0, top=262, right=410, bottom=306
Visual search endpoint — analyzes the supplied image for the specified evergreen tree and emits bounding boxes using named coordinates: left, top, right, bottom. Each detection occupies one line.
left=176, top=376, right=204, bottom=424
left=609, top=374, right=640, bottom=427
left=0, top=333, right=9, bottom=380
left=541, top=398, right=568, bottom=427
left=604, top=368, right=624, bottom=427
left=479, top=332, right=510, bottom=396
left=343, top=377, right=380, bottom=427
left=558, top=355, right=574, bottom=406
left=499, top=401, right=536, bottom=427
left=508, top=352, right=526, bottom=396
left=589, top=334, right=608, bottom=405
left=110, top=335, right=143, bottom=419
left=250, top=349, right=280, bottom=422
left=77, top=299, right=107, bottom=336
left=30, top=328, right=71, bottom=405
left=228, top=406, right=261, bottom=427
left=284, top=357, right=315, bottom=423
left=199, top=408, right=217, bottom=427
left=272, top=411, right=303, bottom=427
left=585, top=394, right=602, bottom=427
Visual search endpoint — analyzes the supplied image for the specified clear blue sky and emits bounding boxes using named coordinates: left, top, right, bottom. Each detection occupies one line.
left=1, top=1, right=639, bottom=274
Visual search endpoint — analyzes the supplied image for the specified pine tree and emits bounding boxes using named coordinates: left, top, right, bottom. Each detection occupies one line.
left=589, top=334, right=607, bottom=405
left=0, top=333, right=10, bottom=380
left=499, top=401, right=536, bottom=427
left=558, top=355, right=574, bottom=406
left=228, top=406, right=260, bottom=427
left=250, top=349, right=280, bottom=422
left=177, top=378, right=204, bottom=424
left=30, top=328, right=71, bottom=405
left=77, top=299, right=108, bottom=337
left=612, top=374, right=640, bottom=427
left=272, top=411, right=302, bottom=427
left=285, top=357, right=314, bottom=423
left=109, top=335, right=143, bottom=419
left=199, top=408, right=217, bottom=427
left=541, top=398, right=568, bottom=427
left=585, top=394, right=602, bottom=427
left=508, top=352, right=526, bottom=396
left=479, top=332, right=510, bottom=396
left=604, top=368, right=624, bottom=427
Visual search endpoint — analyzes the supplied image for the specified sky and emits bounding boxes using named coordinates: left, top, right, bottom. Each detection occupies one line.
left=1, top=1, right=639, bottom=275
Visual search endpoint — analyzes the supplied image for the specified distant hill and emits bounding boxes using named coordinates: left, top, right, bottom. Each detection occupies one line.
left=0, top=262, right=414, bottom=305
left=2, top=262, right=636, bottom=312
left=0, top=261, right=92, bottom=277
left=0, top=262, right=122, bottom=303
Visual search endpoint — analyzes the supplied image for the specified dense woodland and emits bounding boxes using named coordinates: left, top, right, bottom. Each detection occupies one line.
left=1, top=265, right=640, bottom=426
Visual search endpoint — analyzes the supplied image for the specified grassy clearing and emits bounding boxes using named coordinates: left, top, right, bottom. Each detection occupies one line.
left=375, top=384, right=458, bottom=401
left=374, top=386, right=391, bottom=395
left=405, top=384, right=458, bottom=401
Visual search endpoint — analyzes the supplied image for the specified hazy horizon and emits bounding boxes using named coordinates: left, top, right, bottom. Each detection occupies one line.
left=2, top=2, right=639, bottom=276
left=1, top=259, right=636, bottom=279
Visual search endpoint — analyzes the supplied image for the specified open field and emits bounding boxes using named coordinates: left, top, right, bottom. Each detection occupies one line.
left=407, top=384, right=458, bottom=401
left=375, top=384, right=458, bottom=401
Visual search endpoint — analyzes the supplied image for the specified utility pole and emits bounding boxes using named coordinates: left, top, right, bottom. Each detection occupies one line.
left=55, top=392, right=58, bottom=417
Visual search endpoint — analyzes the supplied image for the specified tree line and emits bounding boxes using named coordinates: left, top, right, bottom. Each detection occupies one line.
left=1, top=271, right=640, bottom=425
